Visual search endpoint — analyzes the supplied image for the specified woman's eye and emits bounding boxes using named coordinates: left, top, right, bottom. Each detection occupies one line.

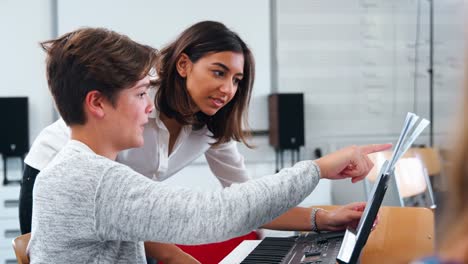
left=213, top=70, right=224, bottom=77
left=234, top=78, right=242, bottom=85
left=138, top=92, right=147, bottom=98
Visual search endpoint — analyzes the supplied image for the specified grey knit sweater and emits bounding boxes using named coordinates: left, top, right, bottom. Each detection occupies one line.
left=28, top=140, right=320, bottom=263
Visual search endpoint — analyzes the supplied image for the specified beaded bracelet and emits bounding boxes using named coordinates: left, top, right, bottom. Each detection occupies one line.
left=310, top=208, right=322, bottom=233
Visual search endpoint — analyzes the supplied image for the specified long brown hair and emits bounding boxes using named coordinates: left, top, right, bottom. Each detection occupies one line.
left=155, top=21, right=255, bottom=147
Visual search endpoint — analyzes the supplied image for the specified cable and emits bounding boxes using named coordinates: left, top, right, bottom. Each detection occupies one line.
left=412, top=0, right=423, bottom=114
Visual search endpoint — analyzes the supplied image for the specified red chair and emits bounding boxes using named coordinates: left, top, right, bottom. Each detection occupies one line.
left=175, top=231, right=259, bottom=264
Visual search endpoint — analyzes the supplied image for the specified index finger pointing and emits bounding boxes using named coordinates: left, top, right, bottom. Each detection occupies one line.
left=360, top=143, right=392, bottom=155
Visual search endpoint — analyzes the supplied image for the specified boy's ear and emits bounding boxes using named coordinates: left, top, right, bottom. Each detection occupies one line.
left=84, top=91, right=106, bottom=119
left=176, top=53, right=192, bottom=78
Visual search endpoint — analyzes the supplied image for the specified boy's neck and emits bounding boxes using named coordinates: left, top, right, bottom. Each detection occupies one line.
left=70, top=125, right=119, bottom=160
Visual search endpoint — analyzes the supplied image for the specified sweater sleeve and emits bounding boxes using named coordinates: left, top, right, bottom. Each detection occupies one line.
left=94, top=160, right=320, bottom=245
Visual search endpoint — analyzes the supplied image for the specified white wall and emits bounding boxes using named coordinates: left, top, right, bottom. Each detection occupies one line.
left=0, top=0, right=54, bottom=142
left=275, top=0, right=464, bottom=204
left=276, top=0, right=463, bottom=141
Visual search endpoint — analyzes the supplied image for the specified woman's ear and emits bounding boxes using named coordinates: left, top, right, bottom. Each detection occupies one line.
left=176, top=53, right=191, bottom=78
left=84, top=90, right=106, bottom=119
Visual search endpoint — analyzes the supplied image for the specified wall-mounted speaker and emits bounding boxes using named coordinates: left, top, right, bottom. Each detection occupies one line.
left=268, top=93, right=304, bottom=150
left=0, top=97, right=29, bottom=156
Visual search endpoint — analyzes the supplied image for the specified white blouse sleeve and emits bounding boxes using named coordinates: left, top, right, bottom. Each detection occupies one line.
left=204, top=140, right=250, bottom=187
left=24, top=118, right=70, bottom=170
